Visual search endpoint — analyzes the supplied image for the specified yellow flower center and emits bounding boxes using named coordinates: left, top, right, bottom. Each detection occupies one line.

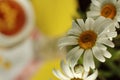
left=78, top=30, right=97, bottom=49
left=71, top=78, right=83, bottom=80
left=101, top=4, right=116, bottom=19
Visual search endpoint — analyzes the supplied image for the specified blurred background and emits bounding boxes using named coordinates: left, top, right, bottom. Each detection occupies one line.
left=0, top=0, right=119, bottom=80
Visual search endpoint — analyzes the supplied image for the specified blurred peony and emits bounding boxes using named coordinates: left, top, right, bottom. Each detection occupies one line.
left=31, top=0, right=79, bottom=37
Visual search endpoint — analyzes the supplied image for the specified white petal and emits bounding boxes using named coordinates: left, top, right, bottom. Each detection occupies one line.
left=67, top=28, right=81, bottom=36
left=103, top=0, right=111, bottom=5
left=60, top=60, right=73, bottom=78
left=91, top=0, right=101, bottom=7
left=72, top=20, right=81, bottom=30
left=118, top=0, right=120, bottom=4
left=87, top=11, right=100, bottom=18
left=90, top=4, right=100, bottom=11
left=85, top=70, right=98, bottom=80
left=66, top=46, right=79, bottom=66
left=97, top=38, right=114, bottom=48
left=66, top=46, right=80, bottom=60
left=83, top=71, right=89, bottom=79
left=116, top=15, right=120, bottom=22
left=97, top=22, right=115, bottom=37
left=76, top=19, right=85, bottom=31
left=106, top=32, right=117, bottom=38
left=96, top=43, right=107, bottom=50
left=58, top=36, right=78, bottom=49
left=97, top=19, right=113, bottom=34
left=114, top=22, right=120, bottom=28
left=67, top=48, right=84, bottom=67
left=102, top=50, right=112, bottom=58
left=98, top=31, right=117, bottom=39
left=110, top=0, right=117, bottom=5
left=83, top=50, right=95, bottom=72
left=92, top=17, right=105, bottom=32
left=72, top=66, right=84, bottom=78
left=98, top=0, right=104, bottom=3
left=92, top=46, right=105, bottom=62
left=85, top=18, right=95, bottom=30
left=83, top=52, right=90, bottom=72
left=52, top=69, right=69, bottom=80
left=108, top=23, right=116, bottom=32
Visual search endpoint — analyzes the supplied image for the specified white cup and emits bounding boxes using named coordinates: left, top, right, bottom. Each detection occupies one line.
left=0, top=0, right=35, bottom=47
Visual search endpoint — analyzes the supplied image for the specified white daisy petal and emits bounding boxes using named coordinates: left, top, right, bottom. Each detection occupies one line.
left=98, top=0, right=105, bottom=3
left=97, top=19, right=112, bottom=34
left=67, top=28, right=81, bottom=36
left=118, top=0, right=120, bottom=4
left=72, top=20, right=81, bottom=30
left=87, top=11, right=100, bottom=18
left=66, top=46, right=80, bottom=67
left=90, top=4, right=100, bottom=11
left=83, top=51, right=90, bottom=72
left=58, top=36, right=78, bottom=49
left=116, top=16, right=120, bottom=22
left=102, top=50, right=112, bottom=58
left=85, top=70, right=98, bottom=80
left=91, top=0, right=101, bottom=7
left=107, top=23, right=116, bottom=32
left=52, top=69, right=69, bottom=80
left=97, top=38, right=114, bottom=48
left=98, top=31, right=117, bottom=39
left=73, top=65, right=84, bottom=78
left=110, top=0, right=117, bottom=5
left=83, top=71, right=89, bottom=79
left=66, top=46, right=80, bottom=61
left=84, top=18, right=95, bottom=30
left=97, top=43, right=107, bottom=50
left=92, top=46, right=105, bottom=62
left=99, top=23, right=115, bottom=36
left=60, top=60, right=73, bottom=78
left=76, top=19, right=85, bottom=31
left=88, top=50, right=95, bottom=69
left=83, top=50, right=95, bottom=72
left=106, top=32, right=117, bottom=38
left=69, top=49, right=84, bottom=67
left=114, top=22, right=120, bottom=28
left=92, top=17, right=105, bottom=32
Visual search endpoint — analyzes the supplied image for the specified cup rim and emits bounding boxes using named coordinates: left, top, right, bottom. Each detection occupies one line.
left=0, top=0, right=35, bottom=47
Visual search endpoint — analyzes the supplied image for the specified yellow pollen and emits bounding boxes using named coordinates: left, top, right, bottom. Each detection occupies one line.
left=101, top=4, right=116, bottom=19
left=71, top=78, right=83, bottom=80
left=78, top=30, right=97, bottom=49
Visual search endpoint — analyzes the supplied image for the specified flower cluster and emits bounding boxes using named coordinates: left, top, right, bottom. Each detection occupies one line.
left=53, top=0, right=120, bottom=80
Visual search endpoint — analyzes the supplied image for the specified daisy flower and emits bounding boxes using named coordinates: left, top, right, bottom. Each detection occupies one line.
left=53, top=60, right=98, bottom=80
left=87, top=0, right=120, bottom=28
left=58, top=17, right=117, bottom=71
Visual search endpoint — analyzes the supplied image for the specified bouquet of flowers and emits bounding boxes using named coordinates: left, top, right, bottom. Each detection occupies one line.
left=52, top=0, right=120, bottom=80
